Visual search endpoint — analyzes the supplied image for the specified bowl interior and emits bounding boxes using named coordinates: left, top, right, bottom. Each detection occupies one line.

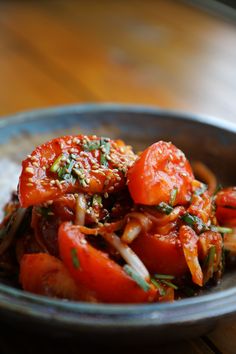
left=0, top=104, right=236, bottom=316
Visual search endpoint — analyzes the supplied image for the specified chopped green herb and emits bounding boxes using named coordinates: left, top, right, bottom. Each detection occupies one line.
left=203, top=246, right=216, bottom=283
left=154, top=273, right=175, bottom=280
left=156, top=202, right=173, bottom=215
left=92, top=194, right=102, bottom=207
left=169, top=187, right=178, bottom=206
left=181, top=212, right=207, bottom=233
left=151, top=277, right=166, bottom=296
left=100, top=138, right=111, bottom=167
left=83, top=140, right=100, bottom=151
left=211, top=226, right=232, bottom=234
left=50, top=154, right=64, bottom=173
left=160, top=279, right=178, bottom=290
left=71, top=248, right=80, bottom=269
left=123, top=265, right=150, bottom=292
left=194, top=183, right=207, bottom=196
left=213, top=184, right=223, bottom=196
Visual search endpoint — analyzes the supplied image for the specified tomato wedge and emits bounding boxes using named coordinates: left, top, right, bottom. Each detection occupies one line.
left=20, top=253, right=94, bottom=301
left=127, top=141, right=194, bottom=206
left=19, top=135, right=136, bottom=207
left=216, top=187, right=236, bottom=208
left=58, top=222, right=156, bottom=303
left=215, top=187, right=236, bottom=226
left=131, top=231, right=188, bottom=277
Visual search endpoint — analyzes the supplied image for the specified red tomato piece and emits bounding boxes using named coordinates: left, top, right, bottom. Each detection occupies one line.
left=19, top=135, right=136, bottom=207
left=216, top=187, right=236, bottom=208
left=179, top=225, right=203, bottom=286
left=216, top=207, right=236, bottom=226
left=58, top=222, right=156, bottom=303
left=216, top=187, right=236, bottom=226
left=20, top=253, right=94, bottom=301
left=127, top=141, right=194, bottom=206
left=131, top=231, right=188, bottom=277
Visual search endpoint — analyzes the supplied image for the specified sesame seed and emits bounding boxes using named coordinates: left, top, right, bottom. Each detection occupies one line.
left=55, top=180, right=63, bottom=189
left=26, top=183, right=33, bottom=186
left=108, top=186, right=114, bottom=192
left=25, top=167, right=34, bottom=174
left=50, top=180, right=56, bottom=185
left=32, top=162, right=39, bottom=167
left=104, top=192, right=109, bottom=198
left=104, top=179, right=109, bottom=186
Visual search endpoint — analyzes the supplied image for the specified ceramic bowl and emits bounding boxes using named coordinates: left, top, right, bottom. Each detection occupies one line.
left=0, top=104, right=236, bottom=345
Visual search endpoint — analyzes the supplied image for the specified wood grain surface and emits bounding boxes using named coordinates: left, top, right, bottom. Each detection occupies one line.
left=0, top=1, right=235, bottom=353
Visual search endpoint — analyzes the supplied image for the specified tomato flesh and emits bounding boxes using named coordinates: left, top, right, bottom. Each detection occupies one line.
left=19, top=135, right=136, bottom=207
left=131, top=231, right=188, bottom=277
left=58, top=222, right=156, bottom=303
left=127, top=141, right=194, bottom=206
left=20, top=253, right=93, bottom=300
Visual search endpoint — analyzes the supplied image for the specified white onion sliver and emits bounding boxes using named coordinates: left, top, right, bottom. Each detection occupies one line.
left=121, top=221, right=141, bottom=244
left=102, top=232, right=150, bottom=281
left=75, top=193, right=86, bottom=226
left=126, top=212, right=151, bottom=231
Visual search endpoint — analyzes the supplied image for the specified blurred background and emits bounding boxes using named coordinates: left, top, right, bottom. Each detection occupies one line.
left=0, top=0, right=235, bottom=121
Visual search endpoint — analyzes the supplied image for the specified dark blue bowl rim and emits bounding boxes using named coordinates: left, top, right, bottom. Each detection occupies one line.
left=0, top=103, right=236, bottom=326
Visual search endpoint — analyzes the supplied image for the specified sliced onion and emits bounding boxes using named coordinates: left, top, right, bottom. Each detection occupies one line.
left=126, top=212, right=152, bottom=231
left=75, top=193, right=86, bottom=226
left=101, top=232, right=150, bottom=281
left=121, top=219, right=141, bottom=244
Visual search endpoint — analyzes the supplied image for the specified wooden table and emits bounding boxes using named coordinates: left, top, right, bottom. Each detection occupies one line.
left=0, top=1, right=235, bottom=353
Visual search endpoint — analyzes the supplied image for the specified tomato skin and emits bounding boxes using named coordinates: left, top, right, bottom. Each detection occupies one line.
left=131, top=231, right=188, bottom=277
left=127, top=141, right=194, bottom=206
left=216, top=187, right=236, bottom=208
left=215, top=187, right=236, bottom=226
left=19, top=253, right=93, bottom=301
left=58, top=222, right=156, bottom=303
left=216, top=207, right=236, bottom=226
left=19, top=135, right=136, bottom=208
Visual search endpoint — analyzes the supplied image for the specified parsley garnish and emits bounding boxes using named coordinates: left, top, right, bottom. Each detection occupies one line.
left=100, top=138, right=110, bottom=167
left=50, top=154, right=64, bottom=173
left=92, top=194, right=102, bottom=207
left=123, top=265, right=150, bottom=292
left=150, top=277, right=166, bottom=296
left=83, top=140, right=100, bottom=151
left=210, top=226, right=232, bottom=234
left=71, top=248, right=80, bottom=269
left=154, top=273, right=175, bottom=280
left=203, top=246, right=215, bottom=284
left=156, top=202, right=173, bottom=215
left=181, top=212, right=207, bottom=233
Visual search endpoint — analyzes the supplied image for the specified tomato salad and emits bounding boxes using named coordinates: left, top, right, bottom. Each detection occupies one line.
left=0, top=135, right=235, bottom=303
